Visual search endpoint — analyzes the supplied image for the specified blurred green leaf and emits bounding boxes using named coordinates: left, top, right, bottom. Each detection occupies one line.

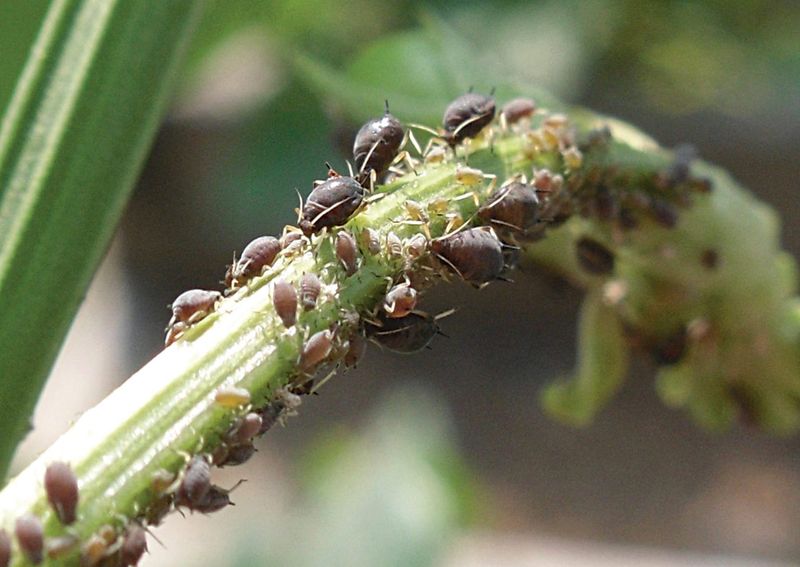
left=0, top=0, right=204, bottom=476
left=0, top=0, right=49, bottom=115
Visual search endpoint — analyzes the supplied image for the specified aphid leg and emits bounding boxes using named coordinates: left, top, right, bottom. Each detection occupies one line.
left=408, top=129, right=423, bottom=156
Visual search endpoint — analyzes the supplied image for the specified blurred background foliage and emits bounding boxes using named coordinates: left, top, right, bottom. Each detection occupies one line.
left=2, top=0, right=799, bottom=565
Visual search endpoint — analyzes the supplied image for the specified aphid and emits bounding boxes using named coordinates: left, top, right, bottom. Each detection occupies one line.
left=214, top=386, right=251, bottom=408
left=81, top=534, right=108, bottom=567
left=0, top=529, right=10, bottom=567
left=165, top=289, right=222, bottom=346
left=190, top=483, right=241, bottom=514
left=427, top=197, right=449, bottom=215
left=403, top=200, right=428, bottom=223
left=45, top=535, right=79, bottom=560
left=385, top=231, right=402, bottom=257
left=344, top=333, right=367, bottom=368
left=360, top=228, right=381, bottom=255
left=442, top=92, right=496, bottom=146
left=15, top=514, right=44, bottom=565
left=455, top=165, right=493, bottom=188
left=219, top=444, right=256, bottom=467
left=258, top=389, right=302, bottom=434
left=383, top=283, right=418, bottom=318
left=300, top=174, right=364, bottom=235
left=279, top=230, right=304, bottom=250
left=232, top=412, right=263, bottom=443
left=366, top=312, right=440, bottom=354
left=335, top=231, right=358, bottom=276
left=353, top=104, right=405, bottom=176
left=431, top=227, right=505, bottom=285
left=43, top=461, right=79, bottom=525
left=424, top=146, right=447, bottom=164
left=404, top=233, right=428, bottom=260
left=477, top=181, right=539, bottom=233
left=648, top=199, right=678, bottom=228
left=120, top=526, right=147, bottom=567
left=500, top=97, right=536, bottom=126
left=231, top=236, right=281, bottom=286
left=300, top=273, right=321, bottom=311
left=575, top=237, right=615, bottom=275
left=273, top=279, right=298, bottom=327
left=299, top=330, right=333, bottom=372
left=176, top=456, right=211, bottom=507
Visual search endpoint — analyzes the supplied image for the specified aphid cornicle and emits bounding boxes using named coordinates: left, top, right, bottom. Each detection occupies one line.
left=273, top=279, right=298, bottom=327
left=366, top=312, right=440, bottom=354
left=299, top=174, right=364, bottom=236
left=44, top=461, right=79, bottom=525
left=15, top=514, right=44, bottom=565
left=231, top=236, right=281, bottom=285
left=431, top=227, right=505, bottom=285
left=0, top=529, right=9, bottom=567
left=477, top=180, right=540, bottom=233
left=120, top=526, right=147, bottom=567
left=335, top=231, right=358, bottom=276
left=300, top=273, right=321, bottom=311
left=575, top=237, right=615, bottom=275
left=353, top=104, right=405, bottom=176
left=442, top=92, right=496, bottom=145
left=165, top=289, right=222, bottom=346
left=500, top=97, right=536, bottom=125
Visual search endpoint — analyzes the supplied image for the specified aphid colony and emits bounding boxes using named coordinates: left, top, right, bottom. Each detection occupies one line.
left=0, top=91, right=713, bottom=567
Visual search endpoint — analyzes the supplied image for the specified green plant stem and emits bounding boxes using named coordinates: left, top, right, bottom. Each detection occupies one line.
left=0, top=102, right=797, bottom=564
left=0, top=0, right=205, bottom=477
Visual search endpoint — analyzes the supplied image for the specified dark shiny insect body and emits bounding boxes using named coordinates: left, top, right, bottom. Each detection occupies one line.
left=165, top=289, right=222, bottom=346
left=44, top=461, right=79, bottom=525
left=120, top=526, right=147, bottom=567
left=0, top=529, right=9, bottom=567
left=219, top=444, right=256, bottom=467
left=15, top=514, right=43, bottom=565
left=300, top=273, right=321, bottom=311
left=431, top=227, right=505, bottom=285
left=300, top=175, right=364, bottom=235
left=190, top=484, right=238, bottom=514
left=575, top=237, right=615, bottom=275
left=299, top=330, right=333, bottom=372
left=353, top=107, right=405, bottom=176
left=442, top=92, right=496, bottom=145
left=335, top=231, right=358, bottom=275
left=477, top=181, right=539, bottom=233
left=273, top=279, right=298, bottom=327
left=176, top=456, right=210, bottom=508
left=500, top=97, right=536, bottom=125
left=366, top=312, right=440, bottom=354
left=231, top=236, right=281, bottom=286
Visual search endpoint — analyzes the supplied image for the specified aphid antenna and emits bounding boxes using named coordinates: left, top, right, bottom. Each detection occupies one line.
left=407, top=122, right=441, bottom=137
left=294, top=189, right=305, bottom=223
left=358, top=139, right=382, bottom=175
left=452, top=111, right=493, bottom=139
left=346, top=160, right=356, bottom=178
left=500, top=241, right=521, bottom=250
left=384, top=99, right=391, bottom=114
left=308, top=196, right=354, bottom=228
left=309, top=367, right=338, bottom=395
left=407, top=129, right=423, bottom=155
left=433, top=308, right=457, bottom=321
left=496, top=275, right=515, bottom=283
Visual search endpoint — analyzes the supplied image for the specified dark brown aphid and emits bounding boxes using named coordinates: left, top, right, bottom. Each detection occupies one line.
left=15, top=514, right=44, bottom=565
left=273, top=279, right=298, bottom=327
left=431, top=227, right=505, bottom=285
left=300, top=174, right=364, bottom=235
left=353, top=104, right=405, bottom=176
left=120, top=526, right=147, bottom=567
left=652, top=327, right=688, bottom=366
left=214, top=386, right=251, bottom=408
left=44, top=461, right=79, bottom=525
left=231, top=236, right=281, bottom=286
left=300, top=273, right=321, bottom=311
left=383, top=283, right=417, bottom=318
left=299, top=330, right=333, bottom=372
left=575, top=237, right=615, bottom=275
left=344, top=333, right=367, bottom=368
left=360, top=227, right=381, bottom=255
left=165, top=289, right=222, bottom=346
left=500, top=97, right=536, bottom=125
left=366, top=312, right=440, bottom=354
left=280, top=230, right=304, bottom=250
left=176, top=456, right=211, bottom=508
left=442, top=92, right=496, bottom=145
left=335, top=231, right=358, bottom=276
left=219, top=444, right=256, bottom=467
left=477, top=181, right=539, bottom=233
left=45, top=535, right=79, bottom=560
left=190, top=484, right=239, bottom=514
left=0, top=529, right=10, bottom=567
